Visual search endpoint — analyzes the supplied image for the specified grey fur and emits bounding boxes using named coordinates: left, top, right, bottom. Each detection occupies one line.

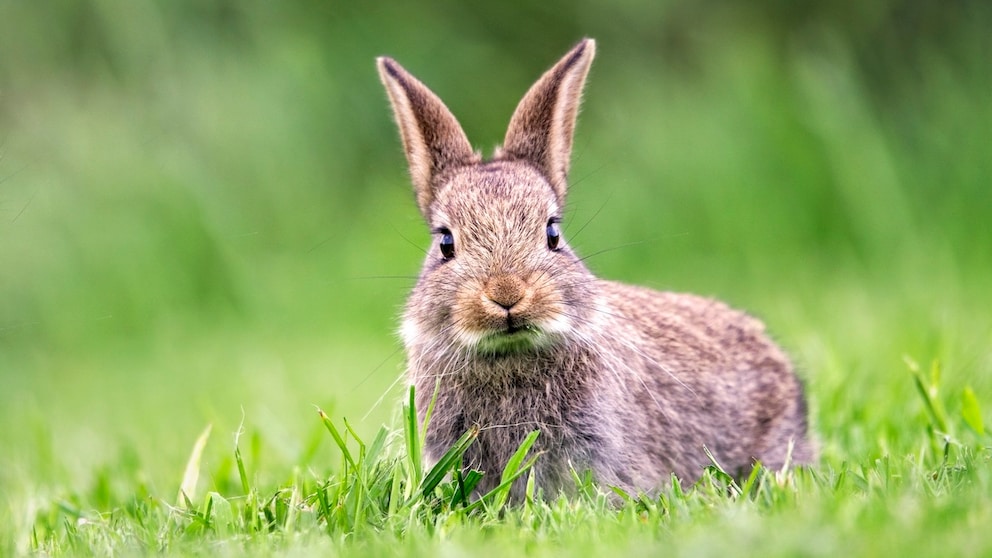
left=376, top=39, right=816, bottom=499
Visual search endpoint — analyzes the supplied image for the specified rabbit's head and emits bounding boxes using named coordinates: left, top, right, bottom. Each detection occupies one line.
left=378, top=40, right=600, bottom=356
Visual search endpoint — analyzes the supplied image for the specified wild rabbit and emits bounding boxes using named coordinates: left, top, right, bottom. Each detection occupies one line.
left=376, top=38, right=815, bottom=499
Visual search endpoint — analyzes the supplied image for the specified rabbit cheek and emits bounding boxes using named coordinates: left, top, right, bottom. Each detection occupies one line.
left=527, top=279, right=572, bottom=336
left=399, top=315, right=423, bottom=350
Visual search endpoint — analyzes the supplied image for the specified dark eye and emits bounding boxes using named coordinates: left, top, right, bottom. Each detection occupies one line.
left=546, top=219, right=561, bottom=251
left=438, top=228, right=455, bottom=259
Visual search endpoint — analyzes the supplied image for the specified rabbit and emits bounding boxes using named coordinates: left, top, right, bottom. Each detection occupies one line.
left=376, top=38, right=816, bottom=499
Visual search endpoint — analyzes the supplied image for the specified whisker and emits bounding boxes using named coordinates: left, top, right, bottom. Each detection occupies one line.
left=550, top=302, right=699, bottom=401
left=479, top=421, right=565, bottom=431
left=394, top=225, right=429, bottom=256
left=353, top=275, right=420, bottom=281
left=575, top=239, right=654, bottom=263
left=565, top=191, right=612, bottom=242
left=360, top=366, right=407, bottom=421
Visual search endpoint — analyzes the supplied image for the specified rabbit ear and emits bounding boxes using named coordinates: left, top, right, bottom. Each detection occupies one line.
left=500, top=39, right=596, bottom=204
left=377, top=57, right=478, bottom=216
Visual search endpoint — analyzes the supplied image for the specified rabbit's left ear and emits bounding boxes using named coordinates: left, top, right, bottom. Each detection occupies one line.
left=377, top=57, right=479, bottom=217
left=500, top=39, right=596, bottom=204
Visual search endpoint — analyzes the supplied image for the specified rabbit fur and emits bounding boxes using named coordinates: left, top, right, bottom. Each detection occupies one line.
left=376, top=38, right=815, bottom=499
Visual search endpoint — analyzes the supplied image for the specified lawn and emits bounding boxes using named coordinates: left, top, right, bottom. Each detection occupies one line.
left=1, top=2, right=990, bottom=556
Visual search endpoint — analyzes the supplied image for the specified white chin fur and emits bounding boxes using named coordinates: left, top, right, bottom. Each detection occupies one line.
left=399, top=317, right=422, bottom=349
left=540, top=313, right=572, bottom=336
left=458, top=315, right=572, bottom=352
left=403, top=314, right=574, bottom=351
left=453, top=328, right=486, bottom=349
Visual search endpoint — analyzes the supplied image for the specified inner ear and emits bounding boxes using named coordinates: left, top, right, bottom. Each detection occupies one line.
left=499, top=39, right=596, bottom=206
left=377, top=57, right=479, bottom=217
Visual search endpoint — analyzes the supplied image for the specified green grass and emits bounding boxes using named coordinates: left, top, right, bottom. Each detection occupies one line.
left=17, top=378, right=992, bottom=557
left=2, top=1, right=991, bottom=556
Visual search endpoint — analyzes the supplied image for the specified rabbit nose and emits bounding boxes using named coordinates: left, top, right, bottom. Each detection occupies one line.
left=484, top=275, right=525, bottom=310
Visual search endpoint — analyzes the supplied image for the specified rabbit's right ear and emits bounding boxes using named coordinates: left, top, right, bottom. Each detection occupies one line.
left=500, top=39, right=595, bottom=205
left=377, top=57, right=478, bottom=216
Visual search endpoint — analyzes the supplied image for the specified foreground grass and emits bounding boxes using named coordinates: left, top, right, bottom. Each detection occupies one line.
left=15, top=367, right=991, bottom=558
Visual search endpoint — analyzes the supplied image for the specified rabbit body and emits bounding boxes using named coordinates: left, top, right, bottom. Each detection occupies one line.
left=378, top=39, right=815, bottom=498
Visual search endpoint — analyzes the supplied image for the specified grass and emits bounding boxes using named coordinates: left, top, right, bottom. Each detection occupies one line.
left=2, top=1, right=991, bottom=556
left=17, top=375, right=992, bottom=557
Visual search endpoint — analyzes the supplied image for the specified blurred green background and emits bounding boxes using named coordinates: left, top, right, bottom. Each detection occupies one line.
left=1, top=0, right=990, bottom=507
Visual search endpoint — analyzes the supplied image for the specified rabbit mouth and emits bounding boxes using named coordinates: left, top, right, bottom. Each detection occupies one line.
left=506, top=322, right=530, bottom=335
left=475, top=324, right=543, bottom=355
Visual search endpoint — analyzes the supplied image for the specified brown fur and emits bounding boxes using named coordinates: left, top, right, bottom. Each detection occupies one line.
left=376, top=39, right=816, bottom=499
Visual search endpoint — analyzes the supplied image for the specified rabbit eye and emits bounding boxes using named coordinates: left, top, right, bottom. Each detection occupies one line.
left=546, top=219, right=561, bottom=251
left=438, top=228, right=455, bottom=259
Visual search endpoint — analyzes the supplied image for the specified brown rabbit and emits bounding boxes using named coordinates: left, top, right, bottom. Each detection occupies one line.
left=376, top=39, right=815, bottom=499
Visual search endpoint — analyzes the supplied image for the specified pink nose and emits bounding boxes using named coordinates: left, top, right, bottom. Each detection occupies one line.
left=484, top=276, right=525, bottom=310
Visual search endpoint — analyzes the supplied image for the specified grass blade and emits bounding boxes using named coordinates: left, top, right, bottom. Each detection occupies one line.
left=234, top=445, right=251, bottom=496
left=404, top=386, right=423, bottom=489
left=285, top=468, right=302, bottom=532
left=483, top=430, right=541, bottom=510
left=318, top=408, right=356, bottom=470
left=739, top=462, right=765, bottom=497
left=962, top=386, right=985, bottom=435
left=177, top=424, right=212, bottom=508
left=451, top=469, right=485, bottom=508
left=344, top=418, right=367, bottom=461
left=366, top=425, right=390, bottom=465
left=464, top=452, right=542, bottom=514
left=703, top=446, right=742, bottom=496
left=500, top=430, right=540, bottom=486
left=420, top=425, right=480, bottom=498
left=420, top=378, right=441, bottom=441
left=907, top=355, right=949, bottom=433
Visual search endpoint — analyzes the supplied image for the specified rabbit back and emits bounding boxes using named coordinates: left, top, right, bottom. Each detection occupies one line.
left=596, top=282, right=815, bottom=485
